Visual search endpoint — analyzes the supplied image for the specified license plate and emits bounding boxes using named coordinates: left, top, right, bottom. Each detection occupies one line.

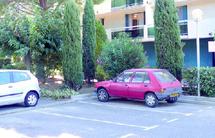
left=170, top=93, right=179, bottom=97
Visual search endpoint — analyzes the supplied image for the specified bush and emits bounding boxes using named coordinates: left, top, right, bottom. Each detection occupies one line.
left=95, top=65, right=109, bottom=81
left=2, top=62, right=27, bottom=70
left=41, top=88, right=78, bottom=100
left=0, top=58, right=11, bottom=68
left=183, top=67, right=215, bottom=97
left=99, top=33, right=147, bottom=78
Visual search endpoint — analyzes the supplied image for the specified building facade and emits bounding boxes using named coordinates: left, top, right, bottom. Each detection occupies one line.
left=94, top=0, right=215, bottom=68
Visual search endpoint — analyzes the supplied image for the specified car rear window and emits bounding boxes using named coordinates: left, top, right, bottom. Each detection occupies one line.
left=153, top=70, right=176, bottom=83
left=13, top=72, right=31, bottom=82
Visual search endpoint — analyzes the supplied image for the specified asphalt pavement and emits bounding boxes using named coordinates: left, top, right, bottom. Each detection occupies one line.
left=0, top=94, right=215, bottom=138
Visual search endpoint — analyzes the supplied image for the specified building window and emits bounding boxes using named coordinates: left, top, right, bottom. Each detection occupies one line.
left=178, top=5, right=188, bottom=36
left=100, top=18, right=104, bottom=25
left=111, top=0, right=143, bottom=8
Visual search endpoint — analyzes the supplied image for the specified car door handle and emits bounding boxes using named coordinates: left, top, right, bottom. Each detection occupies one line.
left=125, top=84, right=128, bottom=87
left=8, top=86, right=13, bottom=88
left=144, top=84, right=148, bottom=87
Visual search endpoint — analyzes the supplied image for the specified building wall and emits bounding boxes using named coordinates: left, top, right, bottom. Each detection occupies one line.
left=143, top=38, right=214, bottom=68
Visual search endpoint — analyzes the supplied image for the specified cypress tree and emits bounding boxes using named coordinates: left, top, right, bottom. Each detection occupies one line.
left=154, top=0, right=184, bottom=80
left=82, top=0, right=96, bottom=84
left=62, top=0, right=83, bottom=90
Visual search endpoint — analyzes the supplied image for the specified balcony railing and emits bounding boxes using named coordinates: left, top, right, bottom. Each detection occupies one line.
left=111, top=0, right=144, bottom=9
left=111, top=25, right=144, bottom=39
left=108, top=21, right=188, bottom=40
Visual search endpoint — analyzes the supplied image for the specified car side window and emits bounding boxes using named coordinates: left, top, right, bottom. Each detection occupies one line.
left=117, top=72, right=133, bottom=83
left=131, top=72, right=150, bottom=83
left=0, top=72, right=11, bottom=85
left=13, top=72, right=31, bottom=83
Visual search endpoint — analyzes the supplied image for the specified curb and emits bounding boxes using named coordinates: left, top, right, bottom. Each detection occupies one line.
left=0, top=93, right=93, bottom=116
left=178, top=95, right=215, bottom=105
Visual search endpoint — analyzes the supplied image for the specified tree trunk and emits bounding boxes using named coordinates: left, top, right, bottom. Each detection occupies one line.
left=24, top=51, right=31, bottom=70
left=39, top=0, right=47, bottom=10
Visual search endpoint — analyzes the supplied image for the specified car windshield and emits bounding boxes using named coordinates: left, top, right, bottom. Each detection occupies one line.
left=153, top=70, right=176, bottom=83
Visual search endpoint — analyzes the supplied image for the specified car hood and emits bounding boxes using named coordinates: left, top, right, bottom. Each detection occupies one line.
left=95, top=80, right=112, bottom=88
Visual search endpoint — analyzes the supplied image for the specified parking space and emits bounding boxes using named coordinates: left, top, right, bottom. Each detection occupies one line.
left=0, top=96, right=215, bottom=138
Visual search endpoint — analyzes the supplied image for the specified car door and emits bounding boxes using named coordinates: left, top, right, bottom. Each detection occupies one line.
left=109, top=71, right=133, bottom=97
left=0, top=71, right=15, bottom=105
left=11, top=71, right=32, bottom=100
left=128, top=72, right=151, bottom=99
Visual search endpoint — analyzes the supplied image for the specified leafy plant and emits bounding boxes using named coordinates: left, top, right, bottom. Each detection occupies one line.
left=41, top=88, right=78, bottom=100
left=183, top=67, right=215, bottom=97
left=154, top=0, right=184, bottom=81
left=82, top=0, right=96, bottom=84
left=99, top=33, right=147, bottom=78
left=62, top=0, right=83, bottom=90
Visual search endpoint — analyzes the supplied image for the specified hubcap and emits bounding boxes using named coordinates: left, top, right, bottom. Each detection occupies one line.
left=98, top=90, right=107, bottom=100
left=28, top=94, right=37, bottom=105
left=146, top=95, right=155, bottom=106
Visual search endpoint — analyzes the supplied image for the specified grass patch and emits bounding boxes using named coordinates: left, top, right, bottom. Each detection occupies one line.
left=41, top=88, right=78, bottom=100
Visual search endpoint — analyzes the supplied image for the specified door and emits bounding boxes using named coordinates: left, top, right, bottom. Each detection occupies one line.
left=11, top=71, right=31, bottom=100
left=109, top=71, right=133, bottom=97
left=0, top=72, right=15, bottom=105
left=132, top=19, right=138, bottom=37
left=128, top=72, right=151, bottom=99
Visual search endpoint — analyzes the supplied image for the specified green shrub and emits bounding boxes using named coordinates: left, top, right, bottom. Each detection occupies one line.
left=99, top=33, right=147, bottom=78
left=41, top=88, right=78, bottom=100
left=183, top=67, right=215, bottom=97
left=2, top=62, right=27, bottom=70
left=0, top=58, right=11, bottom=68
left=95, top=65, right=109, bottom=81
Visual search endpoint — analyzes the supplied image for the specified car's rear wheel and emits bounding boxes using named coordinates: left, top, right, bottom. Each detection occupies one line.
left=145, top=93, right=158, bottom=108
left=166, top=97, right=178, bottom=103
left=24, top=92, right=39, bottom=107
left=97, top=88, right=109, bottom=102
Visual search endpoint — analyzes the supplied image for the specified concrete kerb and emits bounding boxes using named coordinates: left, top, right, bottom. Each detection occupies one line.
left=0, top=93, right=93, bottom=116
left=178, top=95, right=215, bottom=105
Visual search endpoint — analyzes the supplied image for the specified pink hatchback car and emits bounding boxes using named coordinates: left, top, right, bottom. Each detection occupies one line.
left=95, top=69, right=183, bottom=107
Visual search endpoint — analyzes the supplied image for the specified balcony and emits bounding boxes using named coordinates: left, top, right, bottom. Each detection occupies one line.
left=111, top=0, right=144, bottom=10
left=107, top=22, right=188, bottom=41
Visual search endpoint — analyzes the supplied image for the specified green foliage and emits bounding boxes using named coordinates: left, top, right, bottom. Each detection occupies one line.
left=93, top=0, right=104, bottom=5
left=2, top=62, right=27, bottom=70
left=62, top=0, right=83, bottom=90
left=183, top=67, right=215, bottom=97
left=41, top=88, right=78, bottom=100
left=0, top=58, right=11, bottom=68
left=154, top=0, right=184, bottom=81
left=82, top=0, right=96, bottom=83
left=30, top=7, right=63, bottom=81
left=95, top=20, right=107, bottom=60
left=99, top=33, right=147, bottom=78
left=95, top=65, right=109, bottom=81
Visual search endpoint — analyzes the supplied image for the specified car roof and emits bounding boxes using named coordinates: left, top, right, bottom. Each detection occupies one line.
left=125, top=68, right=166, bottom=72
left=0, top=69, right=30, bottom=73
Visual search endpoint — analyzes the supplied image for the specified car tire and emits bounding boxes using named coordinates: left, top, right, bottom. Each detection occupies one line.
left=24, top=92, right=39, bottom=107
left=166, top=97, right=178, bottom=103
left=97, top=88, right=109, bottom=102
left=145, top=93, right=158, bottom=108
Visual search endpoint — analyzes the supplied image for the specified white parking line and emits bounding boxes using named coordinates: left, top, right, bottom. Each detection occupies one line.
left=34, top=110, right=159, bottom=131
left=78, top=101, right=193, bottom=117
left=167, top=118, right=179, bottom=123
left=120, top=133, right=137, bottom=138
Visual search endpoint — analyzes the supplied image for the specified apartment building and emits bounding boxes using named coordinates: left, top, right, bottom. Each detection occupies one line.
left=94, top=0, right=215, bottom=67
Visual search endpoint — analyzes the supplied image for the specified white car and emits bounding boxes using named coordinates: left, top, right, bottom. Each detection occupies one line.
left=0, top=70, right=40, bottom=107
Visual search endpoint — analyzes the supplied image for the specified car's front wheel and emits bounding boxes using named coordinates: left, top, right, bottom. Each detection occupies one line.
left=145, top=93, right=158, bottom=108
left=166, top=97, right=178, bottom=103
left=24, top=92, right=39, bottom=107
left=97, top=88, right=109, bottom=102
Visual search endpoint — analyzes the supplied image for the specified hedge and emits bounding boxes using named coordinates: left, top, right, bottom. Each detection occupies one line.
left=183, top=67, right=215, bottom=97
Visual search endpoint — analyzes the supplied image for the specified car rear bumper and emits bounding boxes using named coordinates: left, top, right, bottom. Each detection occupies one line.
left=155, top=87, right=183, bottom=100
